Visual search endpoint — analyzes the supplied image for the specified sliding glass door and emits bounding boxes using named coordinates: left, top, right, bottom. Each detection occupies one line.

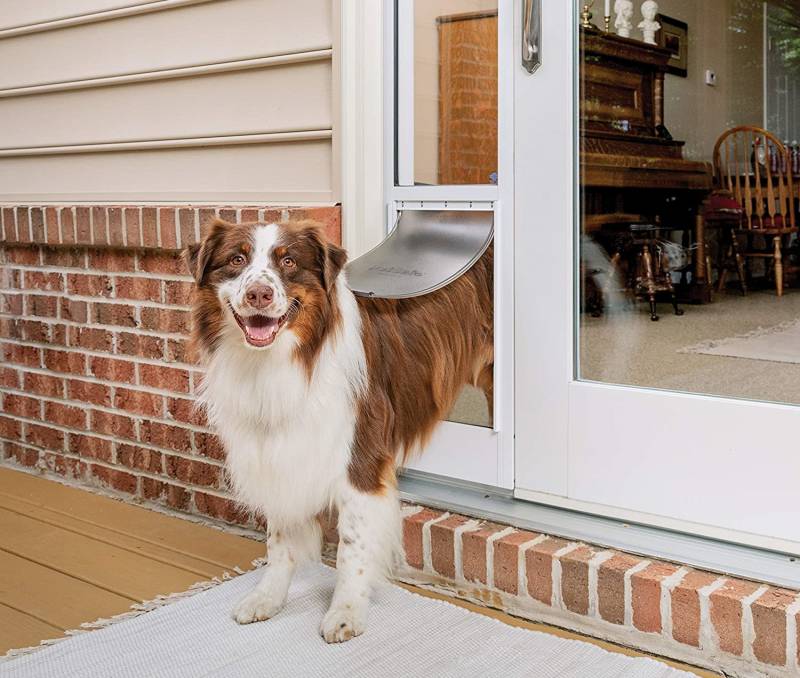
left=515, top=0, right=800, bottom=552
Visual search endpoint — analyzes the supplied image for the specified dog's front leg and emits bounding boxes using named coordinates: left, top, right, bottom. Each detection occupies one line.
left=233, top=520, right=321, bottom=624
left=321, top=485, right=400, bottom=643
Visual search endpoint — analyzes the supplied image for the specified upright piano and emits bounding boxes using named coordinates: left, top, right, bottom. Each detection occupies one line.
left=580, top=27, right=714, bottom=301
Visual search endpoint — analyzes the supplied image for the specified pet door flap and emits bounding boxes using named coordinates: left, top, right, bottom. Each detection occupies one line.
left=345, top=210, right=493, bottom=299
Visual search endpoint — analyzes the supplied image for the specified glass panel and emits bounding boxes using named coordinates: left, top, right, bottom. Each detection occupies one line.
left=411, top=0, right=498, bottom=185
left=578, top=0, right=800, bottom=406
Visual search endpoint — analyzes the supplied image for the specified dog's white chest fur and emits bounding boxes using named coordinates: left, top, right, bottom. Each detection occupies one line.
left=200, top=279, right=365, bottom=528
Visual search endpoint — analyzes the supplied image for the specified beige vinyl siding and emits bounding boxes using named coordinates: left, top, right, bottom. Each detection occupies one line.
left=0, top=0, right=335, bottom=203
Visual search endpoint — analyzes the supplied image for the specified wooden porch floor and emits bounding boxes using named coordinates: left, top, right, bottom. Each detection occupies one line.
left=0, top=467, right=263, bottom=654
left=0, top=467, right=717, bottom=676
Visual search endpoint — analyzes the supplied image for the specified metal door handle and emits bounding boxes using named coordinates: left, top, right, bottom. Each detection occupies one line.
left=522, top=0, right=541, bottom=73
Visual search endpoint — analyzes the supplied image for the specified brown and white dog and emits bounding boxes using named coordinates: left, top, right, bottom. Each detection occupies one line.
left=186, top=218, right=492, bottom=642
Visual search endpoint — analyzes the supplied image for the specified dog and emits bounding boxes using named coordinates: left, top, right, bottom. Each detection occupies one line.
left=186, top=218, right=493, bottom=642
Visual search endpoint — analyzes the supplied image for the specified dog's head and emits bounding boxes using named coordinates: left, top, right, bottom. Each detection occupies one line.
left=185, top=219, right=347, bottom=354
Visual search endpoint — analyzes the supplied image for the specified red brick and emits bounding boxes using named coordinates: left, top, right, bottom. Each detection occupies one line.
left=92, top=302, right=137, bottom=328
left=525, top=537, right=569, bottom=605
left=44, top=401, right=87, bottom=429
left=91, top=207, right=108, bottom=244
left=199, top=208, right=217, bottom=233
left=165, top=338, right=190, bottom=364
left=631, top=562, right=680, bottom=634
left=123, top=208, right=141, bottom=247
left=117, top=444, right=163, bottom=474
left=26, top=423, right=64, bottom=450
left=239, top=208, right=258, bottom=222
left=0, top=366, right=20, bottom=389
left=3, top=394, right=40, bottom=418
left=108, top=207, right=124, bottom=246
left=88, top=249, right=135, bottom=272
left=160, top=208, right=177, bottom=249
left=194, top=491, right=247, bottom=524
left=28, top=294, right=58, bottom=318
left=3, top=343, right=41, bottom=367
left=21, top=320, right=51, bottom=343
left=66, top=379, right=112, bottom=406
left=69, top=326, right=113, bottom=352
left=45, top=207, right=59, bottom=243
left=4, top=245, right=39, bottom=265
left=0, top=415, right=22, bottom=440
left=90, top=410, right=136, bottom=440
left=24, top=271, right=62, bottom=292
left=61, top=208, right=76, bottom=244
left=671, top=570, right=719, bottom=647
left=559, top=545, right=596, bottom=615
left=429, top=514, right=472, bottom=579
left=30, top=207, right=45, bottom=243
left=2, top=208, right=17, bottom=241
left=138, top=251, right=184, bottom=275
left=289, top=207, right=341, bottom=244
left=178, top=208, right=196, bottom=246
left=139, top=421, right=192, bottom=454
left=141, top=208, right=158, bottom=248
left=402, top=508, right=443, bottom=570
left=90, top=464, right=137, bottom=494
left=24, top=372, right=63, bottom=398
left=17, top=207, right=30, bottom=242
left=165, top=455, right=220, bottom=487
left=165, top=396, right=199, bottom=425
left=67, top=273, right=113, bottom=297
left=89, top=356, right=135, bottom=382
left=1, top=293, right=23, bottom=315
left=141, top=478, right=190, bottom=511
left=115, top=276, right=161, bottom=302
left=68, top=433, right=112, bottom=462
left=76, top=207, right=91, bottom=242
left=116, top=332, right=163, bottom=359
left=139, top=307, right=189, bottom=334
left=751, top=587, right=795, bottom=666
left=5, top=442, right=39, bottom=467
left=139, top=364, right=190, bottom=393
left=710, top=579, right=762, bottom=656
left=114, top=388, right=163, bottom=417
left=0, top=317, right=21, bottom=340
left=218, top=208, right=237, bottom=223
left=164, top=280, right=193, bottom=306
left=462, top=522, right=508, bottom=585
left=493, top=531, right=539, bottom=595
left=43, top=349, right=86, bottom=374
left=44, top=452, right=87, bottom=480
left=60, top=298, right=88, bottom=323
left=192, top=432, right=225, bottom=461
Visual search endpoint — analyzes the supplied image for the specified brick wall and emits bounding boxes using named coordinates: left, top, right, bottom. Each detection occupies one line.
left=0, top=204, right=341, bottom=526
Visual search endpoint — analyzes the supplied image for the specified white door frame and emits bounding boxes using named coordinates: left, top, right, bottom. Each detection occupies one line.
left=512, top=1, right=800, bottom=554
left=375, top=0, right=515, bottom=489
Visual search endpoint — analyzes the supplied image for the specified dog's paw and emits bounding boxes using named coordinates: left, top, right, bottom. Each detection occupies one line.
left=232, top=588, right=285, bottom=625
left=320, top=604, right=366, bottom=643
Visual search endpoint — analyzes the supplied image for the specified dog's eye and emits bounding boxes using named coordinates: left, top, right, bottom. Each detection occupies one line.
left=230, top=254, right=246, bottom=266
left=281, top=256, right=296, bottom=268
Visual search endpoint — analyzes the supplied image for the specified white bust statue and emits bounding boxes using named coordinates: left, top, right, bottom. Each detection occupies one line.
left=638, top=0, right=660, bottom=44
left=614, top=0, right=634, bottom=38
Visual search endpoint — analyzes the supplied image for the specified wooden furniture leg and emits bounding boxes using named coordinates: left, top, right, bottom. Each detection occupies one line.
left=641, top=244, right=659, bottom=321
left=689, top=213, right=712, bottom=303
left=774, top=236, right=784, bottom=297
left=731, top=229, right=747, bottom=295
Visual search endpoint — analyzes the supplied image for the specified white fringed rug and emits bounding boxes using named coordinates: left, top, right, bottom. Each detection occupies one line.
left=681, top=319, right=800, bottom=364
left=2, top=563, right=693, bottom=678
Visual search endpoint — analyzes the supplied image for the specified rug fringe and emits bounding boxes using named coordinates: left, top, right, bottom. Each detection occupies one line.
left=679, top=317, right=800, bottom=355
left=0, top=557, right=268, bottom=663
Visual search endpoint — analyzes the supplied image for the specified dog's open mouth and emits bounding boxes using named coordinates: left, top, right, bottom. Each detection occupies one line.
left=230, top=307, right=288, bottom=348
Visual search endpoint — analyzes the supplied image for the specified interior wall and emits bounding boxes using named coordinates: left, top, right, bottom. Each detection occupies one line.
left=413, top=0, right=497, bottom=185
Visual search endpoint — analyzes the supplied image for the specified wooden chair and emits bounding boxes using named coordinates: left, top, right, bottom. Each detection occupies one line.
left=710, top=126, right=799, bottom=296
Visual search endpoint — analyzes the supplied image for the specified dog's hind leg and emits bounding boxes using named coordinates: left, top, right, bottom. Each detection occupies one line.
left=320, top=481, right=401, bottom=643
left=232, top=519, right=321, bottom=624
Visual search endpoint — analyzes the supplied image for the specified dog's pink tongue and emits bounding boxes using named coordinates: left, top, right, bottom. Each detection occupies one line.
left=244, top=317, right=278, bottom=343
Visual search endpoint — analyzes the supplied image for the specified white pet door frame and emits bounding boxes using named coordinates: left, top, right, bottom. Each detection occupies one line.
left=385, top=0, right=515, bottom=489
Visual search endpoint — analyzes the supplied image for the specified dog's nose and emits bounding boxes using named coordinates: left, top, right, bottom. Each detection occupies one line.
left=244, top=283, right=274, bottom=310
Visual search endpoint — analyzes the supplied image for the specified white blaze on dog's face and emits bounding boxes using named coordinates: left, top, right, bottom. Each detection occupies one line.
left=186, top=219, right=347, bottom=352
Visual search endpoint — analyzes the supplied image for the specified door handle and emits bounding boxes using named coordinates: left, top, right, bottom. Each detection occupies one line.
left=522, top=0, right=541, bottom=73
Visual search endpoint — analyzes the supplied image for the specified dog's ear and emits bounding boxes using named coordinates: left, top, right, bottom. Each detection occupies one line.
left=300, top=224, right=348, bottom=292
left=184, top=219, right=229, bottom=285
